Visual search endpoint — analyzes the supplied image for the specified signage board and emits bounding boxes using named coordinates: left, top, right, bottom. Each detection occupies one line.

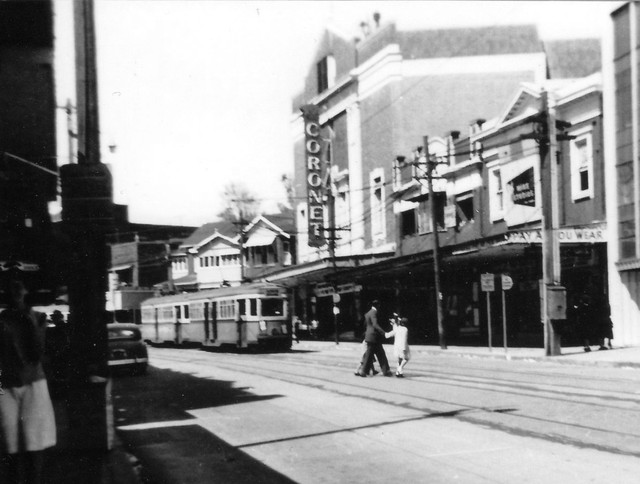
left=505, top=224, right=607, bottom=246
left=556, top=226, right=606, bottom=243
left=481, top=273, right=495, bottom=292
left=314, top=283, right=362, bottom=297
left=301, top=104, right=326, bottom=248
left=501, top=274, right=513, bottom=291
left=111, top=242, right=137, bottom=267
left=509, top=167, right=536, bottom=207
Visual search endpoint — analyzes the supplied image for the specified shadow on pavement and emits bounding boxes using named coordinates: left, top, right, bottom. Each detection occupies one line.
left=112, top=366, right=295, bottom=484
left=113, top=366, right=282, bottom=426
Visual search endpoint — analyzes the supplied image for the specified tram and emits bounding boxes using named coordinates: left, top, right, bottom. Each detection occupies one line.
left=140, top=282, right=291, bottom=351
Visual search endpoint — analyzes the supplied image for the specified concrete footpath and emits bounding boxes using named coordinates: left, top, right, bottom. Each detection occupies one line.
left=294, top=340, right=640, bottom=369
left=44, top=341, right=640, bottom=484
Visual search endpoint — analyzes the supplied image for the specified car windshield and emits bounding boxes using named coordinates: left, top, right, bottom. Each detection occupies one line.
left=108, top=328, right=141, bottom=341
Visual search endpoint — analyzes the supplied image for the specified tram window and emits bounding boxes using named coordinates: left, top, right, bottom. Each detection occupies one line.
left=261, top=298, right=284, bottom=317
left=249, top=298, right=257, bottom=316
left=183, top=305, right=189, bottom=319
left=238, top=299, right=246, bottom=316
left=219, top=300, right=235, bottom=319
left=175, top=306, right=181, bottom=319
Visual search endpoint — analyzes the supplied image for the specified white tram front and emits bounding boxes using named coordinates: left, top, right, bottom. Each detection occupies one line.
left=140, top=283, right=291, bottom=351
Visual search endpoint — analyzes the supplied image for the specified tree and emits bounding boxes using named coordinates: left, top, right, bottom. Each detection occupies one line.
left=279, top=173, right=296, bottom=211
left=217, top=182, right=260, bottom=224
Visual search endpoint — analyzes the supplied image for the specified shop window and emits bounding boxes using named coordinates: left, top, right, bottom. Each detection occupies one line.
left=571, top=132, right=594, bottom=201
left=433, top=192, right=446, bottom=230
left=455, top=192, right=475, bottom=228
left=418, top=200, right=430, bottom=233
left=400, top=209, right=417, bottom=237
left=489, top=167, right=504, bottom=222
left=370, top=169, right=386, bottom=244
left=317, top=55, right=336, bottom=94
left=416, top=195, right=445, bottom=232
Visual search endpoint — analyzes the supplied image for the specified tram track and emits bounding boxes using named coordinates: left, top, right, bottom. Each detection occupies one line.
left=148, top=348, right=640, bottom=457
left=152, top=348, right=640, bottom=410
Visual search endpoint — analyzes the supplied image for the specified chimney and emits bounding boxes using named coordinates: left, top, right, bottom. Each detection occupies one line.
left=373, top=12, right=381, bottom=28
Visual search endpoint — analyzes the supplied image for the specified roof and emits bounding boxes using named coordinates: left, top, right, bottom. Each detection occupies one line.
left=141, top=282, right=286, bottom=307
left=172, top=274, right=198, bottom=286
left=180, top=220, right=237, bottom=248
left=544, top=39, right=601, bottom=79
left=397, top=24, right=543, bottom=60
left=262, top=209, right=296, bottom=234
left=244, top=209, right=296, bottom=238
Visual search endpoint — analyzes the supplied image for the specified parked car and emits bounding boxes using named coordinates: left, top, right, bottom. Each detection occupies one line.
left=107, top=323, right=148, bottom=374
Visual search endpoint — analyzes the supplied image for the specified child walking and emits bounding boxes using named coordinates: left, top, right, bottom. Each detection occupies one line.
left=385, top=317, right=410, bottom=377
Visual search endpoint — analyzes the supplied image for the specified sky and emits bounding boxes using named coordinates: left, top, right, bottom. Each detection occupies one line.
left=53, top=1, right=615, bottom=228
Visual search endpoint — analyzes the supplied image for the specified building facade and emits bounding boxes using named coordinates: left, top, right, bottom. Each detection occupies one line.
left=0, top=0, right=59, bottom=305
left=169, top=213, right=296, bottom=293
left=283, top=17, right=599, bottom=341
left=106, top=223, right=195, bottom=322
left=391, top=75, right=606, bottom=346
left=604, top=1, right=640, bottom=346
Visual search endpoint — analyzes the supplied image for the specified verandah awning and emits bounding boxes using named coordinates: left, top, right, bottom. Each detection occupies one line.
left=244, top=232, right=276, bottom=248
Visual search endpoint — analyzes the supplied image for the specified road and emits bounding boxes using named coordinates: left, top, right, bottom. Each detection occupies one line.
left=112, top=344, right=640, bottom=483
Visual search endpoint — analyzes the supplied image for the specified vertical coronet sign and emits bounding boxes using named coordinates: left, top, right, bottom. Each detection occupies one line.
left=301, top=104, right=326, bottom=247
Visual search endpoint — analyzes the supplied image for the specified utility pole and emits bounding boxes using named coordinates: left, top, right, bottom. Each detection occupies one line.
left=59, top=0, right=115, bottom=451
left=324, top=128, right=340, bottom=345
left=531, top=90, right=569, bottom=356
left=423, top=136, right=447, bottom=349
left=233, top=210, right=249, bottom=283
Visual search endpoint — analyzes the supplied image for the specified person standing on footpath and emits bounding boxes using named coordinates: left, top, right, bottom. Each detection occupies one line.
left=355, top=300, right=391, bottom=377
left=0, top=278, right=56, bottom=484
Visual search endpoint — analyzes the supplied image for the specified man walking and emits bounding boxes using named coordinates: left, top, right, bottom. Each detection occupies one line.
left=355, top=300, right=391, bottom=377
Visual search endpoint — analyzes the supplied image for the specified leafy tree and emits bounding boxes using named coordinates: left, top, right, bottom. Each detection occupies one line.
left=217, top=182, right=260, bottom=224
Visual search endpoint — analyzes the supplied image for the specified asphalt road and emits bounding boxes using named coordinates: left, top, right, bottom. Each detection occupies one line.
left=112, top=344, right=640, bottom=483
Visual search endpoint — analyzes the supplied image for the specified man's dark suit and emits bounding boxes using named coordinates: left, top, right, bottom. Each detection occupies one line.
left=357, top=306, right=390, bottom=376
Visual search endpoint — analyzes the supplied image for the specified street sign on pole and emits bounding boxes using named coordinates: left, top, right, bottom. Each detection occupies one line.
left=481, top=273, right=495, bottom=351
left=481, top=273, right=495, bottom=292
left=501, top=274, right=512, bottom=358
left=501, top=274, right=513, bottom=291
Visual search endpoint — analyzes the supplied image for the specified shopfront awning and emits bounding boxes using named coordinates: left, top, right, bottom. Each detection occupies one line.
left=244, top=232, right=276, bottom=248
left=109, top=264, right=132, bottom=272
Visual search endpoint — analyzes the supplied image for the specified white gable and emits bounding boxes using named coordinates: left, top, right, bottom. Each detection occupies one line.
left=499, top=86, right=542, bottom=125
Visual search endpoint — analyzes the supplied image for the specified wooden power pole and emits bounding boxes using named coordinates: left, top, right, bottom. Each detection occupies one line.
left=423, top=136, right=447, bottom=349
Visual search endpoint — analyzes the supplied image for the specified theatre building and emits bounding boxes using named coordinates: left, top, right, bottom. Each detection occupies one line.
left=270, top=17, right=556, bottom=340
left=271, top=14, right=605, bottom=345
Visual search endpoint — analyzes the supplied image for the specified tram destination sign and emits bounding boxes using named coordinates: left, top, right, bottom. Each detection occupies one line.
left=301, top=104, right=326, bottom=248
